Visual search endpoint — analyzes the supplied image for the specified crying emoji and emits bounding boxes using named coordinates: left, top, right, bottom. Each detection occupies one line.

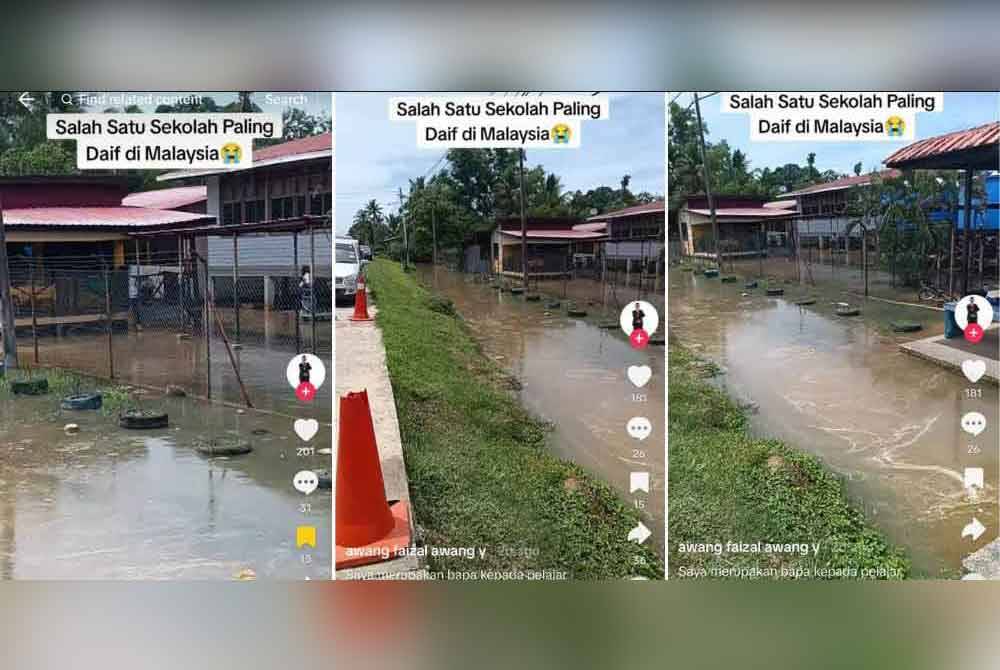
left=551, top=123, right=572, bottom=145
left=885, top=116, right=905, bottom=138
left=221, top=142, right=243, bottom=165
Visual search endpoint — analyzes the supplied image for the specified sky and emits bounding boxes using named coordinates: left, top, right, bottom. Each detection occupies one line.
left=334, top=93, right=665, bottom=234
left=674, top=91, right=999, bottom=176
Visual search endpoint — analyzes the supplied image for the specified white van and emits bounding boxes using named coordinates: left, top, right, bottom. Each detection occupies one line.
left=335, top=237, right=362, bottom=304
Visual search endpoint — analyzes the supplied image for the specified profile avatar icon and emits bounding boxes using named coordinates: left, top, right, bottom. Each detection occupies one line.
left=286, top=353, right=326, bottom=403
left=619, top=300, right=659, bottom=350
left=551, top=123, right=572, bottom=145
left=886, top=116, right=905, bottom=138
left=631, top=302, right=645, bottom=332
left=221, top=142, right=243, bottom=164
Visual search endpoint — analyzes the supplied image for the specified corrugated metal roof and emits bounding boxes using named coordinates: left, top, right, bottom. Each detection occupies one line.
left=3, top=206, right=212, bottom=228
left=500, top=229, right=605, bottom=240
left=764, top=200, right=797, bottom=209
left=687, top=207, right=794, bottom=219
left=587, top=200, right=665, bottom=221
left=255, top=132, right=331, bottom=161
left=782, top=169, right=901, bottom=198
left=885, top=122, right=1000, bottom=167
left=122, top=186, right=207, bottom=209
left=572, top=221, right=607, bottom=232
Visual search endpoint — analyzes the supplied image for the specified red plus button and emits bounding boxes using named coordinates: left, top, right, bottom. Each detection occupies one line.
left=965, top=323, right=984, bottom=344
left=296, top=382, right=317, bottom=402
left=630, top=328, right=649, bottom=349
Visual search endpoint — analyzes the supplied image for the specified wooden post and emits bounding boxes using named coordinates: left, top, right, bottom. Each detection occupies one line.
left=961, top=168, right=973, bottom=295
left=0, top=196, right=18, bottom=370
left=293, top=232, right=301, bottom=353
left=310, top=224, right=317, bottom=351
left=201, top=253, right=211, bottom=400
left=232, top=232, right=241, bottom=344
left=30, top=260, right=38, bottom=364
left=519, top=148, right=528, bottom=290
left=104, top=262, right=114, bottom=379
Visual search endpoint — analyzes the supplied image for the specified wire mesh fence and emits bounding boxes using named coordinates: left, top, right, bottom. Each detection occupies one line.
left=6, top=225, right=332, bottom=406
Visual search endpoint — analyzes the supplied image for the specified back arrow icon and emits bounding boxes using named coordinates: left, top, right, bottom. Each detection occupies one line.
left=18, top=92, right=34, bottom=110
left=962, top=518, right=986, bottom=542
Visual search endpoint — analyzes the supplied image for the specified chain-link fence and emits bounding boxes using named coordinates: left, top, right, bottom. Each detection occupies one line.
left=7, top=224, right=331, bottom=408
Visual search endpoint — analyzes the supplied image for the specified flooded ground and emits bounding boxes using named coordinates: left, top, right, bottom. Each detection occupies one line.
left=418, top=265, right=665, bottom=553
left=2, top=334, right=332, bottom=579
left=669, top=267, right=999, bottom=577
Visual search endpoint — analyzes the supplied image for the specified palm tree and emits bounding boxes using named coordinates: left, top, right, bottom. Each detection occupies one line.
left=362, top=199, right=384, bottom=248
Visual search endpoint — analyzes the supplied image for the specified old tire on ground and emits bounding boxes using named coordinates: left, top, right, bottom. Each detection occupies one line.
left=119, top=409, right=169, bottom=430
left=765, top=288, right=784, bottom=296
left=721, top=275, right=738, bottom=283
left=703, top=269, right=719, bottom=278
left=61, top=392, right=103, bottom=411
left=509, top=287, right=525, bottom=295
left=891, top=321, right=923, bottom=333
left=836, top=307, right=861, bottom=317
left=11, top=378, right=49, bottom=395
left=567, top=308, right=588, bottom=317
left=525, top=294, right=541, bottom=301
left=795, top=298, right=817, bottom=306
left=195, top=437, right=253, bottom=457
left=744, top=280, right=758, bottom=289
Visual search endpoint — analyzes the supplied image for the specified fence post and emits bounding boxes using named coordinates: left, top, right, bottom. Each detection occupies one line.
left=103, top=261, right=114, bottom=379
left=30, top=258, right=38, bottom=364
left=200, top=253, right=211, bottom=400
left=232, top=231, right=241, bottom=344
left=293, top=232, right=301, bottom=354
left=310, top=224, right=317, bottom=352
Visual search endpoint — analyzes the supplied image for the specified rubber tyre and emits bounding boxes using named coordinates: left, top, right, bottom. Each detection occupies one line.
left=195, top=437, right=253, bottom=456
left=61, top=392, right=103, bottom=411
left=119, top=409, right=169, bottom=430
left=11, top=379, right=49, bottom=395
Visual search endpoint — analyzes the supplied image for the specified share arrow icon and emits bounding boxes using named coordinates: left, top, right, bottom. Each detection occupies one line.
left=962, top=518, right=986, bottom=542
left=628, top=522, right=652, bottom=545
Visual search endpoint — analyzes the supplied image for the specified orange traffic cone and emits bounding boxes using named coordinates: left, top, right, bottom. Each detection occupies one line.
left=335, top=389, right=412, bottom=570
left=350, top=276, right=373, bottom=322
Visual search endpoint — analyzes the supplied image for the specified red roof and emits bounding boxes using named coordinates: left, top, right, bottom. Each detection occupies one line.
left=3, top=206, right=212, bottom=228
left=782, top=170, right=901, bottom=198
left=572, top=221, right=607, bottom=232
left=687, top=207, right=794, bottom=219
left=885, top=122, right=1000, bottom=168
left=122, top=186, right=207, bottom=210
left=587, top=199, right=665, bottom=222
left=500, top=229, right=605, bottom=240
left=255, top=132, right=332, bottom=162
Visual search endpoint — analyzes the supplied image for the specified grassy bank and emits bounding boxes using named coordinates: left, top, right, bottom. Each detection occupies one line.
left=366, top=259, right=661, bottom=579
left=669, top=342, right=909, bottom=579
left=0, top=366, right=133, bottom=415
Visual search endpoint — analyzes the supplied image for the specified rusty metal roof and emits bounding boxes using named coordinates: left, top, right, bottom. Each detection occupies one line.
left=782, top=170, right=902, bottom=198
left=885, top=122, right=1000, bottom=169
left=122, top=186, right=207, bottom=209
left=587, top=200, right=665, bottom=222
left=2, top=206, right=212, bottom=229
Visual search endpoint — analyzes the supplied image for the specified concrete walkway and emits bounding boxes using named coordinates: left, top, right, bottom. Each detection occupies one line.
left=334, top=294, right=424, bottom=579
left=900, top=324, right=1000, bottom=384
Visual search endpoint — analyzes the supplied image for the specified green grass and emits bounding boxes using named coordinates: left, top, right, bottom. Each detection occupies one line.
left=0, top=366, right=133, bottom=415
left=366, top=259, right=662, bottom=579
left=668, top=343, right=909, bottom=580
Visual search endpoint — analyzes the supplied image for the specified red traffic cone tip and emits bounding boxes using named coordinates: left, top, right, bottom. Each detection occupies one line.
left=350, top=281, right=373, bottom=322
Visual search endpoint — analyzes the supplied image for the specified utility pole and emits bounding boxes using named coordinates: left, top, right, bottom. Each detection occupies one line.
left=398, top=188, right=409, bottom=270
left=0, top=195, right=18, bottom=370
left=431, top=198, right=438, bottom=266
left=519, top=148, right=528, bottom=290
left=692, top=93, right=720, bottom=266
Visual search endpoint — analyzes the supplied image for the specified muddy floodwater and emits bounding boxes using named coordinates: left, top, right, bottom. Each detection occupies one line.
left=418, top=266, right=665, bottom=553
left=670, top=267, right=998, bottom=577
left=0, top=338, right=332, bottom=579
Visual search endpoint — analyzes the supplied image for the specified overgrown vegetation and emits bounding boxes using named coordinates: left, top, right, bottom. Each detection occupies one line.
left=366, top=259, right=662, bottom=579
left=0, top=366, right=135, bottom=415
left=668, top=343, right=909, bottom=580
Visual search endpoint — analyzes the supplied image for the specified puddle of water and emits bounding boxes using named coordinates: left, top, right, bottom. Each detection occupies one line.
left=670, top=267, right=998, bottom=576
left=418, top=266, right=665, bottom=552
left=0, top=339, right=331, bottom=579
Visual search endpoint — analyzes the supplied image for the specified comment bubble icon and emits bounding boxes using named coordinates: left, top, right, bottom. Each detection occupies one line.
left=961, top=412, right=987, bottom=437
left=293, top=470, right=319, bottom=495
left=626, top=417, right=652, bottom=441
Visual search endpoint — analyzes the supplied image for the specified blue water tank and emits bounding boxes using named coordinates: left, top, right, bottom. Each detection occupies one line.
left=956, top=173, right=999, bottom=231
